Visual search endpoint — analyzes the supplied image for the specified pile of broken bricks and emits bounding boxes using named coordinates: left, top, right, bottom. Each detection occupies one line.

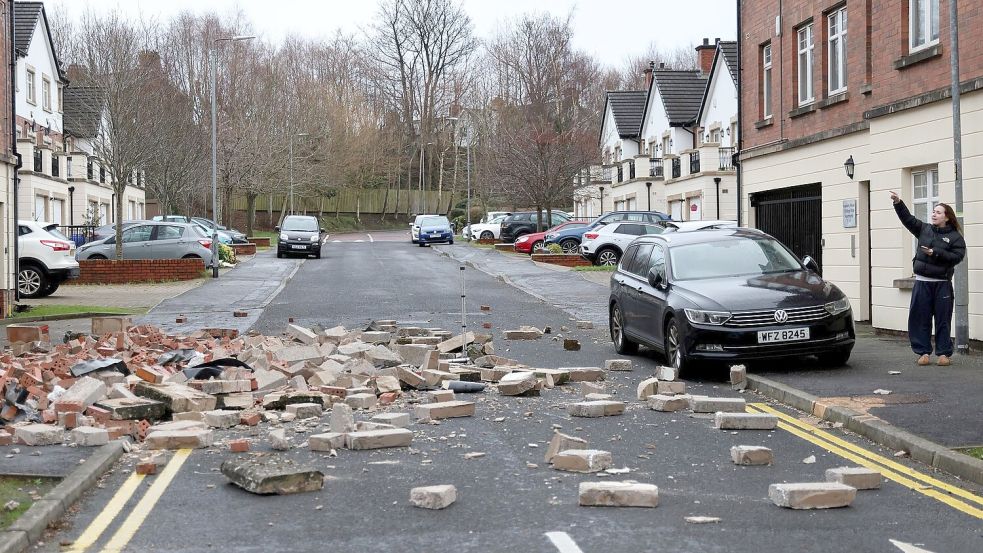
left=2, top=316, right=880, bottom=512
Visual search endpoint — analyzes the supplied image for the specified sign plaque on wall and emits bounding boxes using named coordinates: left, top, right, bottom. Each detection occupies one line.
left=842, top=199, right=857, bottom=229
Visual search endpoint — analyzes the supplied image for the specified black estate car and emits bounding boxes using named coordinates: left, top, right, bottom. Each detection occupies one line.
left=608, top=228, right=855, bottom=371
left=276, top=215, right=323, bottom=259
left=500, top=211, right=569, bottom=243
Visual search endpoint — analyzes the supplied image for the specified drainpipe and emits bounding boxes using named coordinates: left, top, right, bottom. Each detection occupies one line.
left=736, top=0, right=743, bottom=227
left=68, top=185, right=75, bottom=226
left=714, top=177, right=721, bottom=219
left=598, top=186, right=604, bottom=214
left=11, top=3, right=21, bottom=304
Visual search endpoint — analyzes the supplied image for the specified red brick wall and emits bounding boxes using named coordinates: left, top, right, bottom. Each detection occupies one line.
left=0, top=1, right=11, bottom=156
left=530, top=254, right=592, bottom=267
left=741, top=0, right=983, bottom=153
left=69, top=259, right=205, bottom=285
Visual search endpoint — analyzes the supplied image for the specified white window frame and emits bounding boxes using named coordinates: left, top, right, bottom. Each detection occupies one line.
left=797, top=24, right=815, bottom=106
left=762, top=44, right=773, bottom=118
left=25, top=68, right=36, bottom=104
left=41, top=76, right=52, bottom=111
left=911, top=167, right=940, bottom=251
left=909, top=0, right=940, bottom=53
left=828, top=8, right=847, bottom=95
left=57, top=86, right=63, bottom=112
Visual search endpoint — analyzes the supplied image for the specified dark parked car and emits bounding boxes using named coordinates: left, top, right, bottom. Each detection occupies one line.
left=276, top=215, right=323, bottom=258
left=500, top=211, right=570, bottom=243
left=545, top=211, right=671, bottom=253
left=608, top=228, right=855, bottom=372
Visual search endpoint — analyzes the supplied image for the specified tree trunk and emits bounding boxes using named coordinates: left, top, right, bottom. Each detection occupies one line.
left=246, top=193, right=257, bottom=237
left=114, top=190, right=124, bottom=260
left=277, top=195, right=288, bottom=227
left=436, top=150, right=445, bottom=214
left=267, top=193, right=274, bottom=228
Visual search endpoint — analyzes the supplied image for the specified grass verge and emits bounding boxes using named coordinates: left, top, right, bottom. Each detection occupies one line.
left=0, top=476, right=60, bottom=530
left=572, top=265, right=615, bottom=272
left=957, top=446, right=983, bottom=460
left=11, top=305, right=142, bottom=319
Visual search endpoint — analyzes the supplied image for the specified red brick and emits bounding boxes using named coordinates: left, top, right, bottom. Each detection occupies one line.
left=239, top=412, right=261, bottom=426
left=136, top=462, right=158, bottom=475
left=229, top=439, right=250, bottom=453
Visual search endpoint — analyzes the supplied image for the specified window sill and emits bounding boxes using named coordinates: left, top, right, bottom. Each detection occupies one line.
left=860, top=83, right=873, bottom=95
left=893, top=44, right=942, bottom=70
left=893, top=277, right=915, bottom=290
left=818, top=92, right=849, bottom=109
left=754, top=117, right=774, bottom=129
left=788, top=103, right=816, bottom=118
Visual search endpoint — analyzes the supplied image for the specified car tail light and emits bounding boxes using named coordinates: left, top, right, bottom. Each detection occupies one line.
left=40, top=239, right=71, bottom=252
left=198, top=239, right=212, bottom=249
left=583, top=233, right=599, bottom=240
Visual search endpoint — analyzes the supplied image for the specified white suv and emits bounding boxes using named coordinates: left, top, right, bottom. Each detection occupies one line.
left=17, top=220, right=80, bottom=298
left=469, top=213, right=510, bottom=240
left=580, top=221, right=665, bottom=266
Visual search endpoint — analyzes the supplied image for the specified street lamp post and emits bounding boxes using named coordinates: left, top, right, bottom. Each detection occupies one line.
left=210, top=35, right=255, bottom=278
left=289, top=132, right=309, bottom=216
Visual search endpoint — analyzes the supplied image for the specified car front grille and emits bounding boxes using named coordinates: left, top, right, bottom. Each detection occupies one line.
left=724, top=305, right=829, bottom=327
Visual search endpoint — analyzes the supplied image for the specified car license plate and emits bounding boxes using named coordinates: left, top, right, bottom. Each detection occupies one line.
left=757, top=328, right=810, bottom=343
left=291, top=245, right=306, bottom=250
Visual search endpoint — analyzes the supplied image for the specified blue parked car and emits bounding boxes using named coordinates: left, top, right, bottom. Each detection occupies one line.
left=417, top=215, right=455, bottom=246
left=545, top=211, right=672, bottom=253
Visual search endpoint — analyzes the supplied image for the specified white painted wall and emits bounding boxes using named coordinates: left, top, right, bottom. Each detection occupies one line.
left=639, top=88, right=669, bottom=152
left=599, top=106, right=639, bottom=161
left=699, top=59, right=738, bottom=147
left=15, top=14, right=63, bottom=134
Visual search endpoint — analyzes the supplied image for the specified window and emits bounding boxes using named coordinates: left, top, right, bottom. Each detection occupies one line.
left=155, top=225, right=184, bottom=241
left=57, top=86, right=63, bottom=112
left=122, top=225, right=153, bottom=243
left=762, top=44, right=773, bottom=118
left=26, top=68, right=36, bottom=104
left=620, top=246, right=638, bottom=271
left=626, top=243, right=654, bottom=276
left=42, top=77, right=51, bottom=111
left=797, top=24, right=815, bottom=105
left=828, top=8, right=847, bottom=94
left=34, top=196, right=46, bottom=221
left=910, top=0, right=939, bottom=52
left=51, top=199, right=64, bottom=225
left=617, top=223, right=645, bottom=236
left=128, top=200, right=136, bottom=220
left=912, top=168, right=940, bottom=238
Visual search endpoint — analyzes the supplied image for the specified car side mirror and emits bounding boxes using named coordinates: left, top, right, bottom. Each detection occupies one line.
left=802, top=255, right=820, bottom=274
left=647, top=268, right=665, bottom=289
left=274, top=226, right=280, bottom=232
left=319, top=228, right=325, bottom=234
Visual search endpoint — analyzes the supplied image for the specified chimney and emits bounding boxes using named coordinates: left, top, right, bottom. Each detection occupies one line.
left=695, top=37, right=716, bottom=75
left=643, top=61, right=655, bottom=89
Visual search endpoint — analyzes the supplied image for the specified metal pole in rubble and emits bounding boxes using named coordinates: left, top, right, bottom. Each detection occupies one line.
left=948, top=0, right=969, bottom=353
left=460, top=265, right=467, bottom=340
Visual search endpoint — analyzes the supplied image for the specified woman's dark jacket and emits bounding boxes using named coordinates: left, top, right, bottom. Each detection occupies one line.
left=894, top=201, right=966, bottom=280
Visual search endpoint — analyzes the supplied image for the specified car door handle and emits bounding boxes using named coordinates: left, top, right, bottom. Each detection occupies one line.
left=636, top=286, right=644, bottom=292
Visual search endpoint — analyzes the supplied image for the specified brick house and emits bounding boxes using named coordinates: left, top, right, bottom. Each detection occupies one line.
left=738, top=0, right=982, bottom=337
left=1, top=0, right=15, bottom=316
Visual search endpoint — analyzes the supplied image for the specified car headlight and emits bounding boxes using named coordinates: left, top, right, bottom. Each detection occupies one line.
left=825, top=297, right=851, bottom=315
left=516, top=235, right=529, bottom=243
left=310, top=235, right=319, bottom=242
left=684, top=308, right=732, bottom=325
left=280, top=233, right=289, bottom=241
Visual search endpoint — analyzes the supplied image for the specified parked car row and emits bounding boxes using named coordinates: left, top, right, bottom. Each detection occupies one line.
left=76, top=221, right=216, bottom=263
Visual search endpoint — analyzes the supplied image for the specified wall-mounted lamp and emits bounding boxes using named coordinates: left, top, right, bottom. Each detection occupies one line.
left=844, top=155, right=855, bottom=180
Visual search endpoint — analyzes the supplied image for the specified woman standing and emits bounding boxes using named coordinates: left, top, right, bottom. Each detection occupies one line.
left=890, top=191, right=966, bottom=366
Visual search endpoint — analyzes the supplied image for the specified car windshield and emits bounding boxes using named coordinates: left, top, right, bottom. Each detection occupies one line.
left=670, top=237, right=802, bottom=280
left=421, top=216, right=449, bottom=227
left=282, top=218, right=318, bottom=232
left=43, top=225, right=71, bottom=242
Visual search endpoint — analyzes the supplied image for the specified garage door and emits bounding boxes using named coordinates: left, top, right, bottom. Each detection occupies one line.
left=751, top=183, right=823, bottom=273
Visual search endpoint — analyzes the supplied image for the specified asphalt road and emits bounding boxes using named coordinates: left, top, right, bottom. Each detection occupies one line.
left=37, top=234, right=983, bottom=553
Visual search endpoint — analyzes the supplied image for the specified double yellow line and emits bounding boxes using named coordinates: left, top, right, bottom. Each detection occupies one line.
left=747, top=403, right=983, bottom=520
left=65, top=449, right=192, bottom=553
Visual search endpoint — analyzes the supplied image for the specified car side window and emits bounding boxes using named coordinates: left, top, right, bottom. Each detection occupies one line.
left=18, top=225, right=32, bottom=236
left=123, top=225, right=153, bottom=243
left=155, top=225, right=184, bottom=240
left=648, top=245, right=667, bottom=280
left=551, top=214, right=566, bottom=225
left=627, top=244, right=654, bottom=276
left=620, top=245, right=638, bottom=271
left=625, top=213, right=646, bottom=222
left=641, top=224, right=664, bottom=235
left=617, top=223, right=642, bottom=236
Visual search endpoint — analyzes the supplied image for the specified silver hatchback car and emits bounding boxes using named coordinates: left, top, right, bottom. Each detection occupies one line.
left=76, top=221, right=215, bottom=263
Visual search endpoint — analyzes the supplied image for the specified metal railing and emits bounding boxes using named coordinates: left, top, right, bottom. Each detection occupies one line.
left=671, top=158, right=681, bottom=179
left=617, top=165, right=623, bottom=183
left=649, top=158, right=663, bottom=178
left=601, top=166, right=612, bottom=182
left=58, top=224, right=98, bottom=246
left=51, top=157, right=59, bottom=178
left=719, top=147, right=735, bottom=170
left=689, top=151, right=701, bottom=175
left=628, top=160, right=635, bottom=180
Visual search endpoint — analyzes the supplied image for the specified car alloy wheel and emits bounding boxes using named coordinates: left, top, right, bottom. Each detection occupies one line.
left=531, top=240, right=544, bottom=253
left=18, top=266, right=44, bottom=298
left=610, top=303, right=638, bottom=354
left=560, top=239, right=579, bottom=254
left=480, top=231, right=494, bottom=240
left=597, top=248, right=619, bottom=266
left=665, top=318, right=684, bottom=371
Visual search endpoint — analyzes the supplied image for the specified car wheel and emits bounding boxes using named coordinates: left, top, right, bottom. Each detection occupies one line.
left=480, top=231, right=494, bottom=240
left=182, top=254, right=201, bottom=259
left=314, top=249, right=321, bottom=259
left=817, top=349, right=851, bottom=367
left=88, top=254, right=107, bottom=260
left=448, top=239, right=454, bottom=245
left=39, top=280, right=59, bottom=298
left=610, top=303, right=639, bottom=355
left=559, top=239, right=579, bottom=254
left=276, top=251, right=284, bottom=258
left=418, top=242, right=426, bottom=247
left=596, top=248, right=620, bottom=266
left=664, top=317, right=689, bottom=372
left=531, top=240, right=544, bottom=253
left=18, top=264, right=47, bottom=299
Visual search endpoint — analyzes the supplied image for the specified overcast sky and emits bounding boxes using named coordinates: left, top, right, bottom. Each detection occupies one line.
left=48, top=0, right=736, bottom=68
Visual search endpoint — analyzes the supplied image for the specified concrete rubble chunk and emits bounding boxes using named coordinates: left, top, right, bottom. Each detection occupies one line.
left=579, top=481, right=659, bottom=508
left=584, top=393, right=612, bottom=401
left=61, top=376, right=108, bottom=408
left=636, top=377, right=659, bottom=400
left=730, top=365, right=748, bottom=390
left=396, top=366, right=426, bottom=389
left=575, top=320, right=593, bottom=329
left=605, top=359, right=633, bottom=372
left=731, top=445, right=774, bottom=466
left=91, top=316, right=132, bottom=335
left=657, top=381, right=686, bottom=395
left=252, top=370, right=289, bottom=393
left=436, top=332, right=475, bottom=353
left=365, top=345, right=403, bottom=368
left=146, top=427, right=213, bottom=449
left=473, top=355, right=521, bottom=368
left=345, top=428, right=413, bottom=450
left=655, top=365, right=678, bottom=381
left=768, top=483, right=857, bottom=509
left=134, top=382, right=217, bottom=414
left=196, top=380, right=252, bottom=395
left=14, top=424, right=64, bottom=446
left=503, top=326, right=543, bottom=340
left=320, top=325, right=349, bottom=344
left=371, top=412, right=411, bottom=428
left=426, top=390, right=455, bottom=403
left=345, top=393, right=378, bottom=410
left=415, top=401, right=475, bottom=421
left=374, top=375, right=401, bottom=394
left=563, top=367, right=605, bottom=382
left=309, top=433, right=346, bottom=451
left=567, top=400, right=625, bottom=418
left=647, top=394, right=689, bottom=412
left=530, top=368, right=570, bottom=385
left=410, top=485, right=457, bottom=509
left=285, top=403, right=323, bottom=419
left=221, top=456, right=323, bottom=495
left=544, top=432, right=588, bottom=463
left=497, top=371, right=541, bottom=396
left=361, top=331, right=392, bottom=344
left=825, top=467, right=882, bottom=489
left=203, top=409, right=242, bottom=429
left=714, top=412, right=778, bottom=430
left=71, top=426, right=110, bottom=447
left=551, top=449, right=612, bottom=473
left=337, top=341, right=374, bottom=357
left=262, top=391, right=328, bottom=410
left=480, top=366, right=514, bottom=382
left=330, top=403, right=355, bottom=433
left=287, top=324, right=319, bottom=345
left=274, top=345, right=323, bottom=365
left=690, top=396, right=746, bottom=413
left=356, top=421, right=395, bottom=431
left=269, top=428, right=291, bottom=451
left=580, top=382, right=605, bottom=396
left=95, top=397, right=167, bottom=421
left=393, top=344, right=432, bottom=368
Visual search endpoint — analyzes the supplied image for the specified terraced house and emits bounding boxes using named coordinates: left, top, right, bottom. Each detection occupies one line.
left=738, top=0, right=982, bottom=338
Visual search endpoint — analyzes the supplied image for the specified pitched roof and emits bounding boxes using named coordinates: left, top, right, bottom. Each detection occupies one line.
left=652, top=70, right=708, bottom=126
left=607, top=90, right=647, bottom=138
left=719, top=41, right=738, bottom=83
left=63, top=87, right=105, bottom=138
left=13, top=2, right=67, bottom=81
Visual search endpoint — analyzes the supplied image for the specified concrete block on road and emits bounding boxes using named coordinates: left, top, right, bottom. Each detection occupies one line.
left=94, top=397, right=167, bottom=421
left=497, top=372, right=541, bottom=396
left=287, top=323, right=319, bottom=345
left=345, top=428, right=413, bottom=450
left=15, top=424, right=64, bottom=446
left=330, top=403, right=355, bottom=433
left=636, top=377, right=659, bottom=400
left=730, top=365, right=747, bottom=390
left=285, top=402, right=323, bottom=419
left=410, top=485, right=457, bottom=509
left=62, top=376, right=108, bottom=409
left=714, top=412, right=778, bottom=430
left=551, top=449, right=612, bottom=473
left=503, top=326, right=543, bottom=340
left=203, top=409, right=242, bottom=429
left=145, top=428, right=214, bottom=449
left=690, top=396, right=746, bottom=413
left=647, top=394, right=689, bottom=412
left=564, top=367, right=605, bottom=382
left=605, top=359, right=632, bottom=371
left=372, top=412, right=411, bottom=428
left=71, top=426, right=110, bottom=447
left=655, top=365, right=678, bottom=381
left=657, top=381, right=686, bottom=395
left=415, top=400, right=475, bottom=421
left=134, top=382, right=217, bottom=413
left=361, top=331, right=392, bottom=344
left=567, top=400, right=625, bottom=418
left=345, top=393, right=378, bottom=410
left=825, top=467, right=882, bottom=489
left=545, top=432, right=588, bottom=463
left=768, top=483, right=856, bottom=509
left=309, top=432, right=346, bottom=451
left=578, top=481, right=659, bottom=508
left=221, top=457, right=323, bottom=495
left=731, top=445, right=774, bottom=466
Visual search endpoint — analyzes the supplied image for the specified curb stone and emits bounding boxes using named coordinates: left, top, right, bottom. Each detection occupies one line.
left=746, top=374, right=983, bottom=486
left=0, top=312, right=138, bottom=326
left=0, top=440, right=126, bottom=553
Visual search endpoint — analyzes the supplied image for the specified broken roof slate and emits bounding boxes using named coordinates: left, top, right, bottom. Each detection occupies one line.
left=653, top=70, right=709, bottom=126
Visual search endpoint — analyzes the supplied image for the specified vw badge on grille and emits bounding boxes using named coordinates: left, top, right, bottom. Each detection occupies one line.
left=774, top=310, right=788, bottom=323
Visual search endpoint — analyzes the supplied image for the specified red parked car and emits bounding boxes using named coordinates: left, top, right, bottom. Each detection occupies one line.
left=514, top=220, right=590, bottom=254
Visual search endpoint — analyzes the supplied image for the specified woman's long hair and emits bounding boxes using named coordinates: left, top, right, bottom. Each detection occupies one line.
left=937, top=203, right=961, bottom=234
